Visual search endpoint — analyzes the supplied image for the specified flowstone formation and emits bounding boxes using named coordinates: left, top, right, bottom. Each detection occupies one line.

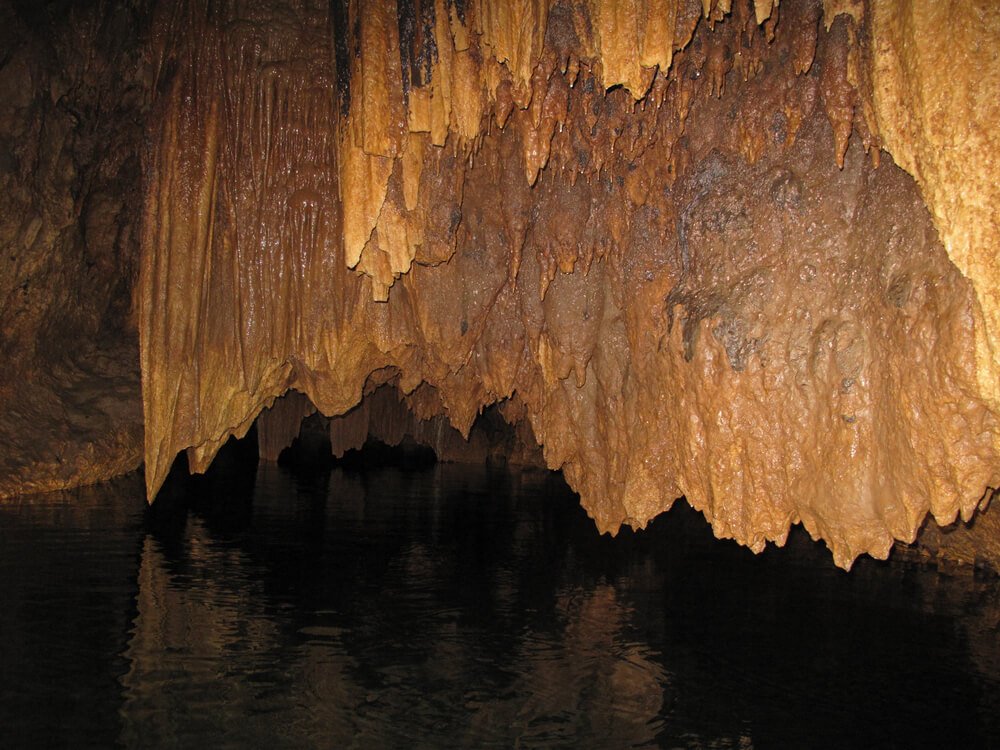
left=139, top=0, right=1000, bottom=568
left=2, top=0, right=998, bottom=569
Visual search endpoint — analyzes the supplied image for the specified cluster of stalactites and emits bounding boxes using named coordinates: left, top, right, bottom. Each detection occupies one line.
left=139, top=0, right=1000, bottom=570
left=255, top=384, right=544, bottom=465
left=338, top=0, right=879, bottom=299
left=138, top=0, right=877, bottom=500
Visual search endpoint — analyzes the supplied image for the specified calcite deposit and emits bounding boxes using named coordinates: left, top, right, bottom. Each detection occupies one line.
left=3, top=0, right=1000, bottom=569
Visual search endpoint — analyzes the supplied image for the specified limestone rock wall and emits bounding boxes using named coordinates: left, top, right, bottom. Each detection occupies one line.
left=0, top=1, right=150, bottom=498
left=867, top=1, right=1000, bottom=416
left=0, top=0, right=993, bottom=568
left=135, top=0, right=1000, bottom=568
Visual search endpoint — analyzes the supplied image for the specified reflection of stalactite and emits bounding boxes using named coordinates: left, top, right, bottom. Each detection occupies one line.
left=113, top=467, right=681, bottom=744
left=468, top=584, right=668, bottom=745
left=120, top=532, right=267, bottom=744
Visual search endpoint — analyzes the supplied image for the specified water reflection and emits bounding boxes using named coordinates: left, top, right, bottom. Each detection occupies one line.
left=119, top=527, right=325, bottom=747
left=0, top=462, right=998, bottom=748
left=0, top=475, right=146, bottom=748
left=119, top=467, right=670, bottom=748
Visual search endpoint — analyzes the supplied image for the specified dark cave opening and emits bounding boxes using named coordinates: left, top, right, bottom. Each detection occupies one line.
left=279, top=413, right=441, bottom=474
left=150, top=383, right=541, bottom=516
left=256, top=384, right=544, bottom=476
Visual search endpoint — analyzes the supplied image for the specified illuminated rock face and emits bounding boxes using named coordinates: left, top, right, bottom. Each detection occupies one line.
left=4, top=0, right=1000, bottom=568
left=137, top=0, right=1000, bottom=568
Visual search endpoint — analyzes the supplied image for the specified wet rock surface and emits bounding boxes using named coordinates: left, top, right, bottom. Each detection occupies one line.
left=3, top=0, right=1000, bottom=569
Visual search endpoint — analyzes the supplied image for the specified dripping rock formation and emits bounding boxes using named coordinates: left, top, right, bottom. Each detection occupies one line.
left=2, top=0, right=999, bottom=569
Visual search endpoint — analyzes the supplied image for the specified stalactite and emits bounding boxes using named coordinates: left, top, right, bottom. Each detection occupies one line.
left=256, top=390, right=317, bottom=462
left=137, top=0, right=1000, bottom=569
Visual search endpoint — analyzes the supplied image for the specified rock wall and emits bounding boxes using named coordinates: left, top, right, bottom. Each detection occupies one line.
left=867, top=1, right=1000, bottom=415
left=136, top=0, right=1000, bottom=568
left=1, top=0, right=997, bottom=570
left=0, top=1, right=150, bottom=498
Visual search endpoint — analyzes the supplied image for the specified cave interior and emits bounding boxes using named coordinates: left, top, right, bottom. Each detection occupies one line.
left=1, top=0, right=999, bottom=572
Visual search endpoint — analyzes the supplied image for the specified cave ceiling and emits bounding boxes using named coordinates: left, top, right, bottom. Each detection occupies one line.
left=2, top=0, right=999, bottom=568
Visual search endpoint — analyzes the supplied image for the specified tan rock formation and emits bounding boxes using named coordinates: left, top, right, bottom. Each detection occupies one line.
left=868, top=0, right=1000, bottom=414
left=2, top=0, right=998, bottom=570
left=133, top=0, right=1000, bottom=568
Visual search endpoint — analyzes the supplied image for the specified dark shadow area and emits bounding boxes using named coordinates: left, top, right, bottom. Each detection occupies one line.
left=2, top=454, right=999, bottom=747
left=52, top=397, right=991, bottom=749
left=148, top=427, right=261, bottom=539
left=275, top=412, right=335, bottom=472
left=327, top=436, right=438, bottom=471
left=275, top=412, right=439, bottom=474
left=267, top=395, right=532, bottom=474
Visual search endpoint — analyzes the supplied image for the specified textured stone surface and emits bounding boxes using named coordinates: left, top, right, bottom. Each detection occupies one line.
left=137, top=0, right=1000, bottom=567
left=868, top=0, right=1000, bottom=414
left=2, top=0, right=999, bottom=570
left=0, top=338, right=143, bottom=499
left=0, top=1, right=149, bottom=496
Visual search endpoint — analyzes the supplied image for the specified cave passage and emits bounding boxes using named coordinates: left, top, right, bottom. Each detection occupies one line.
left=2, top=0, right=999, bottom=570
left=257, top=384, right=543, bottom=470
left=3, top=0, right=1000, bottom=744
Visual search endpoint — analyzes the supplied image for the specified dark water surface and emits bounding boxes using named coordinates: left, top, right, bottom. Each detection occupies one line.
left=1, top=457, right=999, bottom=749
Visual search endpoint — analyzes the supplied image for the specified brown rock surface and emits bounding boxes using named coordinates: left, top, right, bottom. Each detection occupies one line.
left=2, top=0, right=999, bottom=569
left=0, top=2, right=149, bottom=496
left=868, top=0, right=1000, bottom=414
left=0, top=337, right=143, bottom=499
